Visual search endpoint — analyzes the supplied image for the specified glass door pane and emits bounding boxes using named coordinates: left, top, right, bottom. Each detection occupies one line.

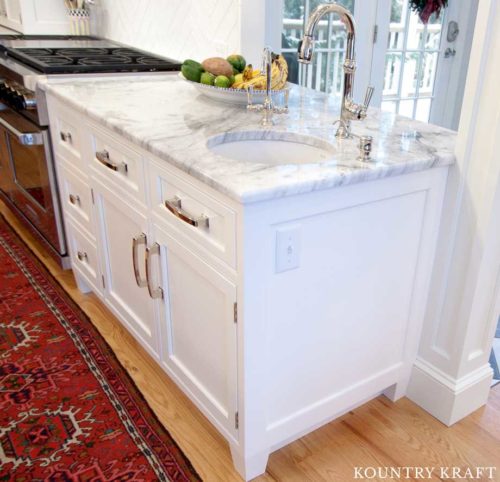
left=281, top=0, right=355, bottom=95
left=381, top=0, right=445, bottom=121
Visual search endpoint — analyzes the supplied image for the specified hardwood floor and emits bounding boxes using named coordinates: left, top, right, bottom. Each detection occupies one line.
left=2, top=200, right=499, bottom=482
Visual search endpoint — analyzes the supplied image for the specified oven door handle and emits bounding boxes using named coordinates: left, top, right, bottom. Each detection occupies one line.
left=0, top=115, right=44, bottom=146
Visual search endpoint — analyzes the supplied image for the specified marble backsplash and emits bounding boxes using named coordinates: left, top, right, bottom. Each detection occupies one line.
left=89, top=0, right=241, bottom=61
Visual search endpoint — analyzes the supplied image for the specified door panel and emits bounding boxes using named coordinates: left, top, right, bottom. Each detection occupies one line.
left=94, top=180, right=159, bottom=359
left=154, top=223, right=238, bottom=439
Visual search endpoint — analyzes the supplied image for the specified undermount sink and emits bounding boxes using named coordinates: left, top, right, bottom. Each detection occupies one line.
left=207, top=131, right=336, bottom=165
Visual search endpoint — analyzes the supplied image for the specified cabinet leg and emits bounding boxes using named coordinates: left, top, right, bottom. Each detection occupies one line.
left=230, top=443, right=270, bottom=481
left=74, top=271, right=91, bottom=294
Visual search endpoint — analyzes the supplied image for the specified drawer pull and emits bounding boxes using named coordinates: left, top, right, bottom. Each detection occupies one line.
left=96, top=149, right=128, bottom=174
left=132, top=233, right=147, bottom=288
left=77, top=251, right=88, bottom=262
left=165, top=196, right=209, bottom=228
left=60, top=131, right=72, bottom=142
left=145, top=243, right=163, bottom=299
left=69, top=193, right=80, bottom=205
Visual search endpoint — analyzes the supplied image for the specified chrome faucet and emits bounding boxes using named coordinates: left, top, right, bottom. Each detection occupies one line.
left=298, top=3, right=374, bottom=138
left=261, top=47, right=276, bottom=126
left=247, top=47, right=289, bottom=126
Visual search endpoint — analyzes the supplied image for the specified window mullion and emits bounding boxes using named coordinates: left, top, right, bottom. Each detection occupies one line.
left=413, top=21, right=427, bottom=118
left=396, top=2, right=412, bottom=108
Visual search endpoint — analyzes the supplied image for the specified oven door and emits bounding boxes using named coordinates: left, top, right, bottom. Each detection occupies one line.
left=0, top=107, right=66, bottom=254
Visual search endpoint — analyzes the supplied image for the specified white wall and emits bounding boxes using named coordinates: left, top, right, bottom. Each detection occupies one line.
left=407, top=0, right=500, bottom=426
left=90, top=0, right=242, bottom=62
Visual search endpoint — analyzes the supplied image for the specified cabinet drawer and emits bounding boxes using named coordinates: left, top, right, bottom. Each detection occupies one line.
left=66, top=219, right=101, bottom=293
left=51, top=104, right=84, bottom=172
left=57, top=162, right=94, bottom=236
left=89, top=126, right=146, bottom=204
left=150, top=163, right=236, bottom=268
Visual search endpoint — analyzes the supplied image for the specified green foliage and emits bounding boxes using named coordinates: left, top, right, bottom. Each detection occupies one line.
left=391, top=0, right=403, bottom=22
left=284, top=0, right=304, bottom=19
left=284, top=0, right=354, bottom=20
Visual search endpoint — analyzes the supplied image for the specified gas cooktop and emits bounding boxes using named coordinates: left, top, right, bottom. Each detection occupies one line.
left=0, top=36, right=181, bottom=74
left=3, top=47, right=181, bottom=74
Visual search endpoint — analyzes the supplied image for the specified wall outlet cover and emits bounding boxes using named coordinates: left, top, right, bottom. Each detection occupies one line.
left=275, top=226, right=301, bottom=273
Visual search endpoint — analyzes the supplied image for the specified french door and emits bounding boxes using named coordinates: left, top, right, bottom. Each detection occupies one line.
left=371, top=0, right=445, bottom=122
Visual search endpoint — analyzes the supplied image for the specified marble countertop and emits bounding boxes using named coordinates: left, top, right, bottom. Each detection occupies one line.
left=41, top=75, right=456, bottom=204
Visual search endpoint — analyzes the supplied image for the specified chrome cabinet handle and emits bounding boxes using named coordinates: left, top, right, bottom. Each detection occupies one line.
left=69, top=193, right=80, bottom=205
left=0, top=115, right=44, bottom=146
left=132, top=233, right=147, bottom=288
left=60, top=131, right=72, bottom=142
left=164, top=196, right=209, bottom=228
left=95, top=149, right=128, bottom=174
left=145, top=243, right=163, bottom=299
left=77, top=251, right=88, bottom=262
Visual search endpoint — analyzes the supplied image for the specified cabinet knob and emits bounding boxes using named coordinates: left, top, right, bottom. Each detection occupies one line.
left=77, top=251, right=88, bottom=262
left=69, top=193, right=80, bottom=205
left=60, top=131, right=72, bottom=142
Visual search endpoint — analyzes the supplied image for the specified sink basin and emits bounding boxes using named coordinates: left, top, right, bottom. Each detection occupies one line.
left=207, top=131, right=335, bottom=165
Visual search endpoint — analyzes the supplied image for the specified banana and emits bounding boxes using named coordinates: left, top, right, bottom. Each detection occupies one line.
left=242, top=64, right=254, bottom=81
left=233, top=53, right=288, bottom=91
left=243, top=75, right=267, bottom=90
left=271, top=54, right=288, bottom=90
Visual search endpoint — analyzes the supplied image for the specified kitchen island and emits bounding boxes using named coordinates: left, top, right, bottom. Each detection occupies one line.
left=40, top=76, right=455, bottom=480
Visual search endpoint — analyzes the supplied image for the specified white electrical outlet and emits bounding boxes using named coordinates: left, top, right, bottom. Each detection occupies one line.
left=275, top=226, right=301, bottom=273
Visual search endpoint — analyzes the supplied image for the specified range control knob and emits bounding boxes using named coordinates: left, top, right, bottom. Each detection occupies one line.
left=0, top=80, right=37, bottom=110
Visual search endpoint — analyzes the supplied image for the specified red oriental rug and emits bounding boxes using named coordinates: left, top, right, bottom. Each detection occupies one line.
left=0, top=216, right=201, bottom=481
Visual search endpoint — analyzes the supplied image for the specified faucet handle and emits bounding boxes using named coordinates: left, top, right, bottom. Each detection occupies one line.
left=261, top=46, right=272, bottom=72
left=363, top=86, right=375, bottom=109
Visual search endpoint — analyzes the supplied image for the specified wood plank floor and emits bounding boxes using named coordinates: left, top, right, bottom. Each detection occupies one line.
left=2, top=200, right=499, bottom=482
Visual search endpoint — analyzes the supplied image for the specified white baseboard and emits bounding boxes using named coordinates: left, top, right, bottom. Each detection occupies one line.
left=406, top=358, right=493, bottom=426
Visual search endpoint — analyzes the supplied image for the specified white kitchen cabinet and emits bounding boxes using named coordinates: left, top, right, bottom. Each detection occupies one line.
left=57, top=163, right=94, bottom=235
left=47, top=92, right=449, bottom=481
left=0, top=0, right=70, bottom=34
left=151, top=221, right=239, bottom=441
left=93, top=176, right=160, bottom=361
left=64, top=216, right=101, bottom=296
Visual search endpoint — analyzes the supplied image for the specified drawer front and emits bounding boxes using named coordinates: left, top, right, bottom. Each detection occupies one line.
left=89, top=127, right=146, bottom=204
left=58, top=162, right=94, bottom=236
left=150, top=163, right=236, bottom=268
left=66, top=219, right=101, bottom=294
left=51, top=104, right=84, bottom=171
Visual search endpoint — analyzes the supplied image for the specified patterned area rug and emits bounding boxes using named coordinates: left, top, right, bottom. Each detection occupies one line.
left=0, top=216, right=201, bottom=481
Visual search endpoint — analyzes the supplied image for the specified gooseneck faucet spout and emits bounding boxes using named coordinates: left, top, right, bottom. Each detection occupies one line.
left=298, top=3, right=374, bottom=138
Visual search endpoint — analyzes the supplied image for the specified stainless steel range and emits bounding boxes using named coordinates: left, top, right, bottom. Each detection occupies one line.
left=0, top=35, right=181, bottom=267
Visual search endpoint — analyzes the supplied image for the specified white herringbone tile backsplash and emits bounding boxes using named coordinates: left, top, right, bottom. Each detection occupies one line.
left=91, top=0, right=241, bottom=62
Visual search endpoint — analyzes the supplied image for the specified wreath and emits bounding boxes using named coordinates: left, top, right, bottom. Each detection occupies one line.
left=410, top=0, right=448, bottom=24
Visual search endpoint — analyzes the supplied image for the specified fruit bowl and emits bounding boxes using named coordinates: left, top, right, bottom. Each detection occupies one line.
left=179, top=73, right=290, bottom=106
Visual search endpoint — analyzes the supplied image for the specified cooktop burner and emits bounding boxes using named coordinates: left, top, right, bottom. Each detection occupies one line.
left=2, top=45, right=181, bottom=74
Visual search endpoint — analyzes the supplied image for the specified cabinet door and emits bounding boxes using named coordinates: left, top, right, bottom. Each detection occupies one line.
left=153, top=223, right=238, bottom=440
left=94, top=180, right=159, bottom=360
